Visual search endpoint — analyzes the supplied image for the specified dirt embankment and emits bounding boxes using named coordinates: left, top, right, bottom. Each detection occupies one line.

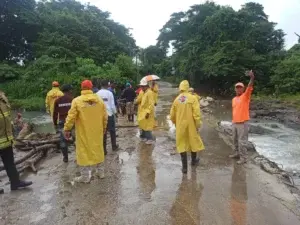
left=251, top=100, right=300, bottom=129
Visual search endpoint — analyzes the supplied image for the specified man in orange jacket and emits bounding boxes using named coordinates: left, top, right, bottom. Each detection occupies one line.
left=229, top=70, right=255, bottom=164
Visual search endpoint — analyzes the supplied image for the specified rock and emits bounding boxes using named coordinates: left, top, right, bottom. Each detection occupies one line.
left=217, top=121, right=233, bottom=136
left=202, top=108, right=211, bottom=113
left=270, top=124, right=279, bottom=129
left=250, top=111, right=257, bottom=118
left=200, top=99, right=209, bottom=107
left=206, top=97, right=214, bottom=102
left=244, top=141, right=256, bottom=152
left=249, top=124, right=274, bottom=135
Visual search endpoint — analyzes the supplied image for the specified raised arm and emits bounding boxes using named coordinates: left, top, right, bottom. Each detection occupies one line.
left=248, top=70, right=255, bottom=87
left=245, top=70, right=255, bottom=98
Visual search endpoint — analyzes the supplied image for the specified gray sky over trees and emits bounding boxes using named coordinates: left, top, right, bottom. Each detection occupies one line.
left=84, top=0, right=300, bottom=48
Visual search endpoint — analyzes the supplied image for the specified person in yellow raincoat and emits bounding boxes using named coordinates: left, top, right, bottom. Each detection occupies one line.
left=170, top=80, right=205, bottom=174
left=45, top=81, right=63, bottom=119
left=64, top=80, right=108, bottom=183
left=189, top=87, right=201, bottom=102
left=138, top=79, right=155, bottom=145
left=135, top=88, right=144, bottom=139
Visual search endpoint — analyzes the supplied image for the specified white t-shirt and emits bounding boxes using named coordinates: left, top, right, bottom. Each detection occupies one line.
left=96, top=89, right=117, bottom=116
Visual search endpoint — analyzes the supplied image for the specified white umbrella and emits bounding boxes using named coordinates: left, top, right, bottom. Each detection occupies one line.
left=142, top=74, right=160, bottom=81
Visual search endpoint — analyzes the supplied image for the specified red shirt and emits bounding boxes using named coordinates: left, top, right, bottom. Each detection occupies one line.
left=53, top=95, right=73, bottom=125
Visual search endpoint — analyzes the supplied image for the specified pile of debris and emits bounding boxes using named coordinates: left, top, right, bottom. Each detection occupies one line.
left=0, top=123, right=60, bottom=174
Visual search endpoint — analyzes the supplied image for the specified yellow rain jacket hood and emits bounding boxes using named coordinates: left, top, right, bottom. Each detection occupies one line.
left=179, top=80, right=189, bottom=92
left=64, top=90, right=108, bottom=166
left=170, top=81, right=205, bottom=153
left=138, top=88, right=155, bottom=131
left=45, top=87, right=63, bottom=116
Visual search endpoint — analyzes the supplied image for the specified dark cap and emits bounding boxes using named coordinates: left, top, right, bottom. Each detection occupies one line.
left=61, top=84, right=73, bottom=92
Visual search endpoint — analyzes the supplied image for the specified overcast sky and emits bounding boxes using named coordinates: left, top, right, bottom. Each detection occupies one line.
left=84, top=0, right=300, bottom=49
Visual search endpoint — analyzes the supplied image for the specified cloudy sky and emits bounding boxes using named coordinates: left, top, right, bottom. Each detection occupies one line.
left=84, top=0, right=300, bottom=49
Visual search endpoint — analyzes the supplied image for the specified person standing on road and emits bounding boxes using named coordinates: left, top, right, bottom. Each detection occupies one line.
left=121, top=82, right=136, bottom=122
left=138, top=79, right=155, bottom=145
left=135, top=86, right=144, bottom=139
left=53, top=84, right=73, bottom=163
left=170, top=80, right=205, bottom=174
left=64, top=80, right=107, bottom=183
left=229, top=70, right=255, bottom=164
left=45, top=81, right=64, bottom=117
left=0, top=91, right=32, bottom=194
left=97, top=80, right=119, bottom=154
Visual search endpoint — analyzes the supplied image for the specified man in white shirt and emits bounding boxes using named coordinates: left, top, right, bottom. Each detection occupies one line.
left=96, top=80, right=119, bottom=154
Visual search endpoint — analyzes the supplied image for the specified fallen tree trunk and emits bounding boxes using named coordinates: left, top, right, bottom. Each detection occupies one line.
left=0, top=144, right=56, bottom=172
left=17, top=150, right=48, bottom=173
left=15, top=138, right=60, bottom=147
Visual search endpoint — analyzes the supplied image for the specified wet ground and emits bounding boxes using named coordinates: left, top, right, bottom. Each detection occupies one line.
left=1, top=82, right=300, bottom=225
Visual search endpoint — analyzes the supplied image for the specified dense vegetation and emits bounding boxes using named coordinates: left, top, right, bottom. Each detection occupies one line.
left=142, top=2, right=300, bottom=96
left=1, top=0, right=300, bottom=110
left=0, top=0, right=138, bottom=110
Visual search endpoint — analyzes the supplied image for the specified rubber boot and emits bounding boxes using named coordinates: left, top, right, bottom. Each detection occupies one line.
left=180, top=152, right=188, bottom=174
left=61, top=147, right=68, bottom=163
left=191, top=152, right=200, bottom=166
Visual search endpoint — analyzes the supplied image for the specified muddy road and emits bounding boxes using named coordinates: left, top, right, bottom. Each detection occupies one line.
left=1, top=82, right=300, bottom=225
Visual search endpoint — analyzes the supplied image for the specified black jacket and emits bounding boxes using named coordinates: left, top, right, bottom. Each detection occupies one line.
left=121, top=88, right=136, bottom=102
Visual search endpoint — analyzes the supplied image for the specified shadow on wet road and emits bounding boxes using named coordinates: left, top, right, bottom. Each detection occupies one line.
left=1, top=82, right=300, bottom=225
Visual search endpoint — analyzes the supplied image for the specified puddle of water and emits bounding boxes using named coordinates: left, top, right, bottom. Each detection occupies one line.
left=27, top=212, right=47, bottom=223
left=40, top=193, right=53, bottom=202
left=118, top=152, right=130, bottom=162
left=13, top=111, right=55, bottom=133
left=40, top=203, right=53, bottom=212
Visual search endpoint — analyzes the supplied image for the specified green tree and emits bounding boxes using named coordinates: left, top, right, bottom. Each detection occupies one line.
left=271, top=44, right=300, bottom=94
left=156, top=1, right=286, bottom=94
